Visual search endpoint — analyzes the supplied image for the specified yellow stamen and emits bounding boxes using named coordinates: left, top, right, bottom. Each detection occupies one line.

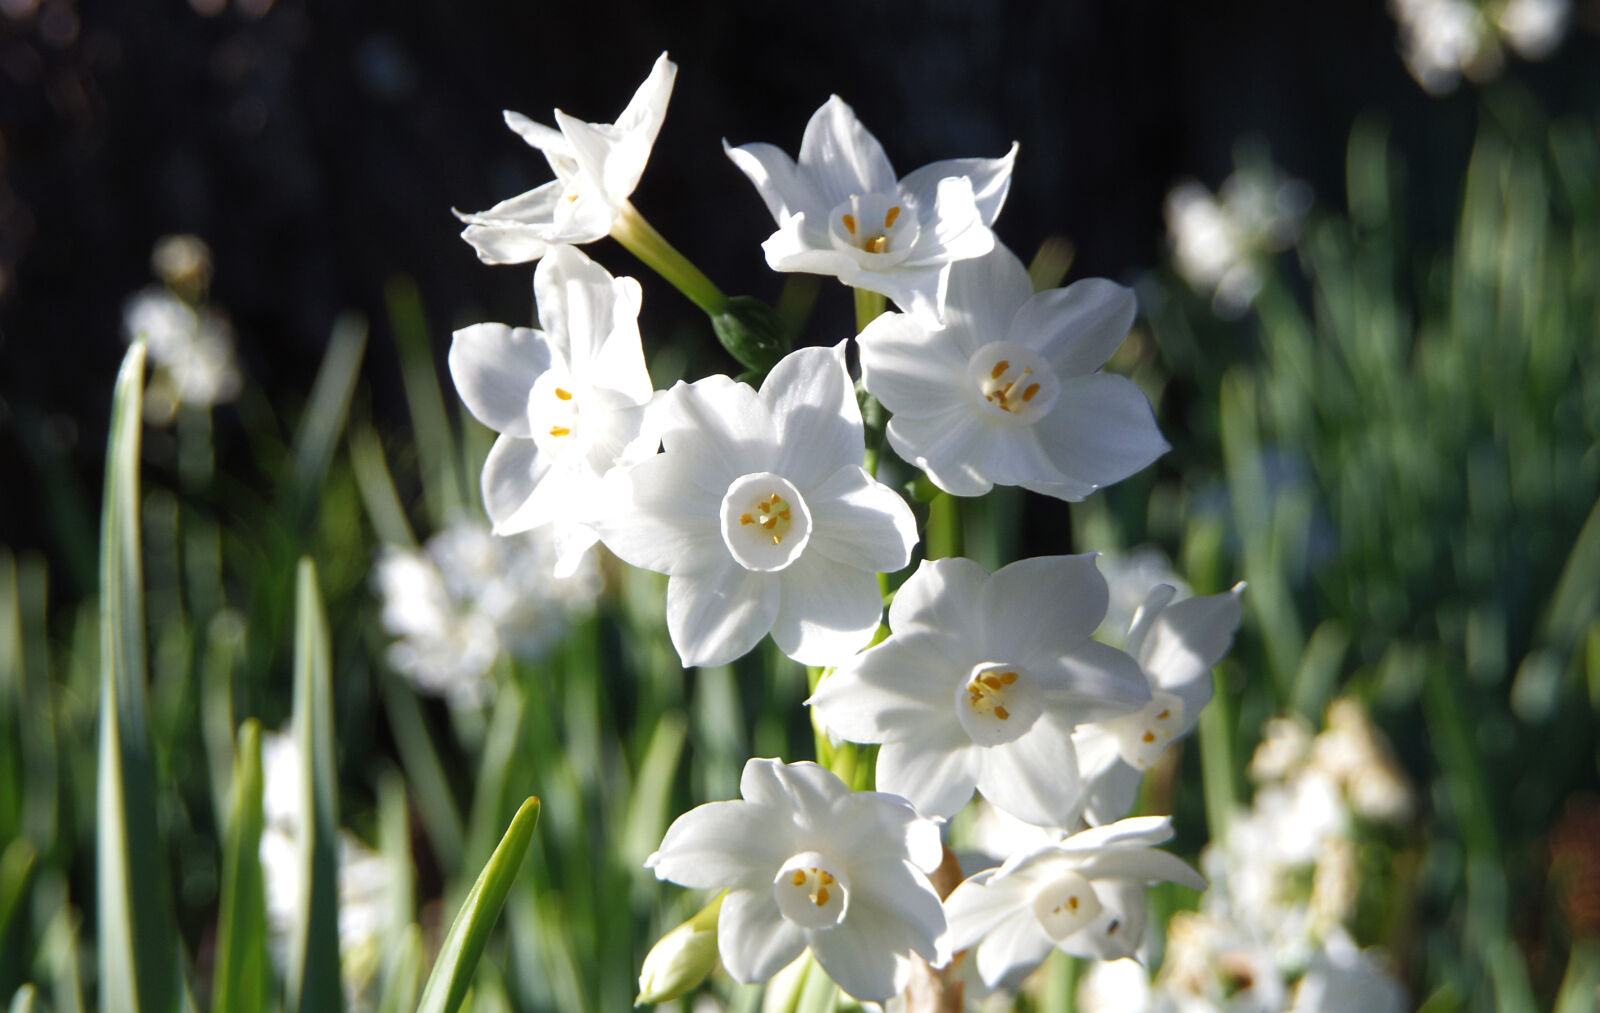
left=1142, top=731, right=1157, bottom=743
left=740, top=514, right=754, bottom=526
left=555, top=387, right=573, bottom=401
left=567, top=193, right=579, bottom=202
left=995, top=705, right=1011, bottom=720
left=842, top=213, right=857, bottom=235
left=1022, top=383, right=1041, bottom=402
left=1000, top=671, right=1018, bottom=685
left=816, top=886, right=830, bottom=906
left=793, top=870, right=807, bottom=886
left=820, top=871, right=834, bottom=885
left=885, top=205, right=902, bottom=228
left=1157, top=709, right=1171, bottom=720
left=865, top=235, right=888, bottom=254
left=991, top=360, right=1010, bottom=379
left=549, top=426, right=571, bottom=437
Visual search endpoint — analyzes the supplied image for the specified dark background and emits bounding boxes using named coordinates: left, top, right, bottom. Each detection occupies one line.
left=2, top=0, right=1597, bottom=597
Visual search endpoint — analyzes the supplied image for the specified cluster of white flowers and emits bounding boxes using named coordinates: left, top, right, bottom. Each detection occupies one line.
left=449, top=54, right=1249, bottom=1006
left=121, top=234, right=242, bottom=421
left=1164, top=164, right=1310, bottom=318
left=1077, top=698, right=1411, bottom=1013
left=258, top=731, right=397, bottom=1011
left=374, top=517, right=601, bottom=707
left=1388, top=0, right=1570, bottom=95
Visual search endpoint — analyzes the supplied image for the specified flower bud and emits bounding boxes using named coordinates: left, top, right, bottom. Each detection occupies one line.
left=711, top=296, right=788, bottom=374
left=635, top=891, right=724, bottom=1005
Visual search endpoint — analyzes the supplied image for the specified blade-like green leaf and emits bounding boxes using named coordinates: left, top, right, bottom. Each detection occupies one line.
left=213, top=720, right=269, bottom=1013
left=95, top=342, right=182, bottom=1013
left=416, top=796, right=541, bottom=1013
left=8, top=984, right=38, bottom=1013
left=291, top=313, right=368, bottom=526
left=0, top=838, right=37, bottom=946
left=286, top=559, right=342, bottom=1013
left=373, top=924, right=423, bottom=1013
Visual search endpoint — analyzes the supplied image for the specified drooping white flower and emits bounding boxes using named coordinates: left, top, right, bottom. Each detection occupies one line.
left=645, top=758, right=946, bottom=1003
left=450, top=244, right=657, bottom=575
left=943, top=816, right=1205, bottom=989
left=809, top=555, right=1149, bottom=826
left=858, top=243, right=1168, bottom=501
left=1074, top=581, right=1245, bottom=824
left=725, top=94, right=1016, bottom=323
left=595, top=343, right=917, bottom=668
left=455, top=52, right=674, bottom=263
left=375, top=518, right=601, bottom=706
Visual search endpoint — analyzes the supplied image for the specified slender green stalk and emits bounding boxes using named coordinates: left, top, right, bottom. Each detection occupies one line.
left=853, top=287, right=886, bottom=332
left=926, top=493, right=963, bottom=561
left=611, top=202, right=727, bottom=315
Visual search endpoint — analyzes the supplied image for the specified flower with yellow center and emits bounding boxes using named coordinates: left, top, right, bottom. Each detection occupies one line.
left=943, top=816, right=1206, bottom=989
left=1072, top=581, right=1245, bottom=824
left=807, top=554, right=1150, bottom=826
left=645, top=758, right=946, bottom=1003
left=858, top=243, right=1169, bottom=501
left=448, top=245, right=657, bottom=576
left=725, top=94, right=1017, bottom=323
left=596, top=343, right=917, bottom=668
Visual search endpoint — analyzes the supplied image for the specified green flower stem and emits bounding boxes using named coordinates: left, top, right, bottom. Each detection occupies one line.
left=852, top=288, right=889, bottom=478
left=926, top=492, right=963, bottom=561
left=610, top=202, right=727, bottom=316
left=853, top=287, right=886, bottom=332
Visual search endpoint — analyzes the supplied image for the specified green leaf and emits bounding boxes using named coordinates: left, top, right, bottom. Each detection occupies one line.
left=290, top=313, right=368, bottom=528
left=212, top=720, right=269, bottom=1013
left=416, top=796, right=541, bottom=1013
left=95, top=342, right=183, bottom=1013
left=8, top=984, right=38, bottom=1013
left=286, top=559, right=342, bottom=1013
left=373, top=925, right=424, bottom=1013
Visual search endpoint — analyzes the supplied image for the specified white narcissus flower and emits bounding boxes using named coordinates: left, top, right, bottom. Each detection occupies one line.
left=595, top=343, right=917, bottom=668
left=725, top=95, right=1016, bottom=323
left=943, top=816, right=1205, bottom=989
left=450, top=244, right=656, bottom=576
left=858, top=243, right=1168, bottom=501
left=1074, top=581, right=1245, bottom=824
left=455, top=52, right=675, bottom=263
left=646, top=758, right=946, bottom=1003
left=809, top=554, right=1149, bottom=827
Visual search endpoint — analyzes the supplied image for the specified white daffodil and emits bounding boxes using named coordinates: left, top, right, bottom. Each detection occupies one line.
left=450, top=244, right=657, bottom=576
left=943, top=816, right=1205, bottom=989
left=725, top=95, right=1016, bottom=323
left=595, top=343, right=917, bottom=668
left=1074, top=582, right=1244, bottom=824
left=858, top=243, right=1168, bottom=501
left=455, top=52, right=676, bottom=263
left=646, top=758, right=946, bottom=1003
left=808, top=555, right=1150, bottom=827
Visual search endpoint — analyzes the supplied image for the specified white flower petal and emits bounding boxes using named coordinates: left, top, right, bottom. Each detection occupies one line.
left=876, top=736, right=978, bottom=819
left=887, top=557, right=989, bottom=637
left=858, top=262, right=951, bottom=326
left=457, top=220, right=555, bottom=266
left=941, top=243, right=1034, bottom=345
left=807, top=636, right=952, bottom=743
left=979, top=554, right=1107, bottom=649
left=653, top=376, right=777, bottom=479
left=606, top=51, right=676, bottom=198
left=797, top=95, right=898, bottom=208
left=647, top=799, right=791, bottom=890
left=979, top=426, right=1071, bottom=490
left=1140, top=584, right=1244, bottom=718
left=1079, top=754, right=1143, bottom=826
left=448, top=323, right=549, bottom=436
left=534, top=246, right=625, bottom=369
left=1060, top=815, right=1175, bottom=851
left=667, top=563, right=780, bottom=668
left=974, top=910, right=1055, bottom=988
left=1034, top=373, right=1169, bottom=489
left=770, top=553, right=882, bottom=666
left=481, top=434, right=549, bottom=533
left=1071, top=847, right=1206, bottom=892
left=1010, top=278, right=1137, bottom=376
left=857, top=313, right=970, bottom=419
left=1057, top=880, right=1146, bottom=961
left=885, top=409, right=997, bottom=497
left=723, top=139, right=830, bottom=223
left=896, top=142, right=1019, bottom=227
left=760, top=214, right=859, bottom=277
left=810, top=900, right=917, bottom=1001
left=502, top=109, right=569, bottom=156
left=975, top=716, right=1083, bottom=827
left=903, top=176, right=994, bottom=268
left=1038, top=640, right=1152, bottom=725
left=763, top=344, right=862, bottom=488
left=718, top=889, right=809, bottom=985
left=943, top=871, right=1017, bottom=952
left=595, top=454, right=724, bottom=574
left=490, top=453, right=594, bottom=536
left=738, top=757, right=850, bottom=821
left=804, top=465, right=918, bottom=575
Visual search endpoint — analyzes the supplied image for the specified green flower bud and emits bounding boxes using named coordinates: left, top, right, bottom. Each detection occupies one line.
left=635, top=891, right=725, bottom=1006
left=711, top=296, right=789, bottom=374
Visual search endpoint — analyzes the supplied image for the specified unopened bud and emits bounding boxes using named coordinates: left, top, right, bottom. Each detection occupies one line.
left=636, top=891, right=724, bottom=1005
left=711, top=296, right=788, bottom=374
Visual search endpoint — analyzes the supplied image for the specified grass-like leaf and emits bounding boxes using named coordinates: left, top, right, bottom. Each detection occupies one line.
left=95, top=342, right=182, bottom=1013
left=212, top=719, right=268, bottom=1013
left=416, top=796, right=541, bottom=1013
left=286, top=558, right=342, bottom=1012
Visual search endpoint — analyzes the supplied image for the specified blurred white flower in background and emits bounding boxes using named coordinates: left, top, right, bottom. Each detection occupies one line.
left=1165, top=165, right=1310, bottom=318
left=1495, top=0, right=1570, bottom=58
left=1388, top=0, right=1569, bottom=94
left=1093, top=547, right=1189, bottom=650
left=375, top=517, right=601, bottom=706
left=122, top=235, right=242, bottom=421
